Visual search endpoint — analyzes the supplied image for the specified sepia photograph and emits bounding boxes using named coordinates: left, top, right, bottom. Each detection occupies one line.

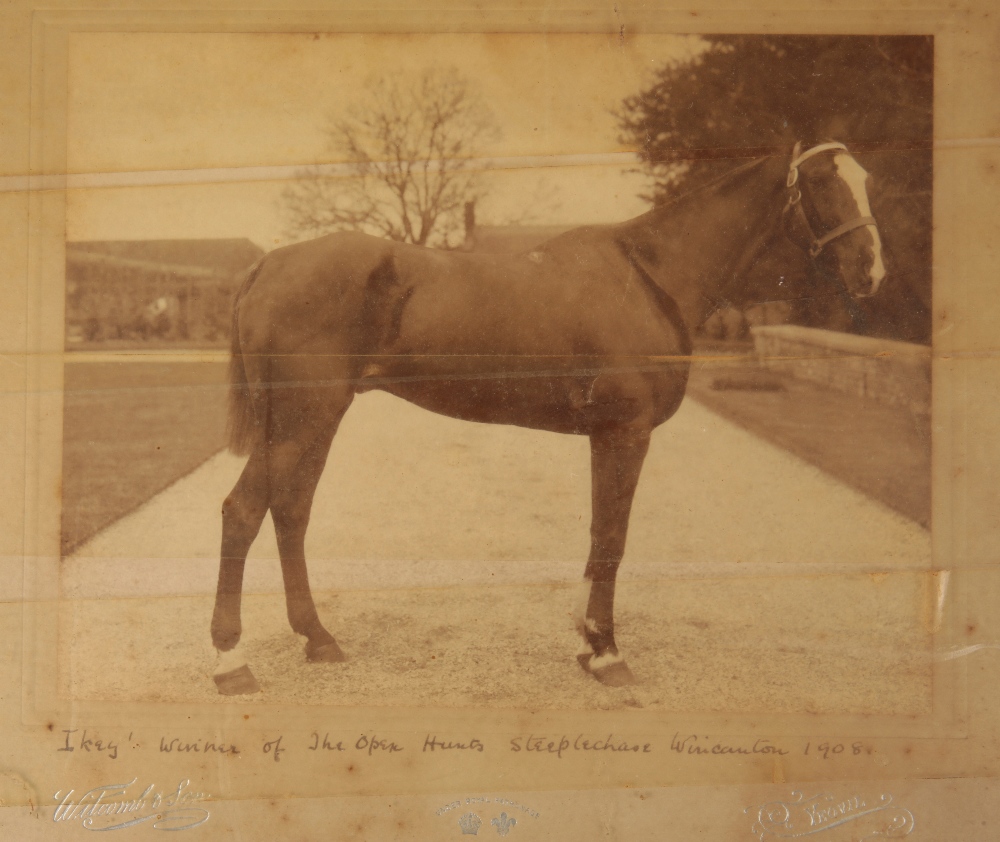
left=57, top=31, right=935, bottom=713
left=7, top=3, right=1000, bottom=837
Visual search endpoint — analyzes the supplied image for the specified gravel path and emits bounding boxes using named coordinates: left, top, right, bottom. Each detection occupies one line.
left=62, top=393, right=932, bottom=712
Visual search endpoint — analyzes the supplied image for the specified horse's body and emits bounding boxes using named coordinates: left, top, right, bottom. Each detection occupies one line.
left=235, top=227, right=692, bottom=436
left=211, top=143, right=885, bottom=693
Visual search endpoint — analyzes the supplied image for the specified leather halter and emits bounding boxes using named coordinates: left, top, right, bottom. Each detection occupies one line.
left=784, top=141, right=878, bottom=259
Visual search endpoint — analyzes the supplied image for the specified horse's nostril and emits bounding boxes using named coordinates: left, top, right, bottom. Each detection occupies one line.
left=856, top=271, right=883, bottom=298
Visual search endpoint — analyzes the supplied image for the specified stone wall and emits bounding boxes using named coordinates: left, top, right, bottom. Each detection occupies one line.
left=751, top=325, right=931, bottom=415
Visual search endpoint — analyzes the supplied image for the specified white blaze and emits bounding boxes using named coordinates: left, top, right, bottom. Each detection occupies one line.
left=834, top=153, right=886, bottom=292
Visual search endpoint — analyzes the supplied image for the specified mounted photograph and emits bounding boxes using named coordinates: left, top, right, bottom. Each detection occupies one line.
left=58, top=32, right=935, bottom=717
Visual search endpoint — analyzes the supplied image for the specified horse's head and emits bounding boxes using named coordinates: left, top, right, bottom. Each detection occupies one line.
left=783, top=141, right=885, bottom=299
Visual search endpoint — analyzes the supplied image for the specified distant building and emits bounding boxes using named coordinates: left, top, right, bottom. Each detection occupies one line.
left=460, top=200, right=574, bottom=254
left=65, top=238, right=263, bottom=348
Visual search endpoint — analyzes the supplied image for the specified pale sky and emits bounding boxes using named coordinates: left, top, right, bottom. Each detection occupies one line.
left=66, top=33, right=704, bottom=250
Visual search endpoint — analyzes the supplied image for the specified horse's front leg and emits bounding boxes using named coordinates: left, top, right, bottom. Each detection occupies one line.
left=576, top=425, right=651, bottom=686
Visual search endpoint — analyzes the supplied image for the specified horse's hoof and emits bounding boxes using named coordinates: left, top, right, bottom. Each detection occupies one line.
left=306, top=641, right=347, bottom=663
left=591, top=659, right=636, bottom=687
left=213, top=664, right=261, bottom=695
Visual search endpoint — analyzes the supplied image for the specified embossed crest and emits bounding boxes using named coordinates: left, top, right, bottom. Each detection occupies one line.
left=491, top=811, right=517, bottom=836
left=458, top=812, right=482, bottom=836
left=746, top=791, right=914, bottom=840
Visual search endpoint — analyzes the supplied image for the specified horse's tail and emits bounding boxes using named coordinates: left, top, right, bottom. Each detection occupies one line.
left=226, top=258, right=266, bottom=456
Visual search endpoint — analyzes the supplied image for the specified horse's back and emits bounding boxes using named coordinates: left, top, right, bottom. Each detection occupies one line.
left=238, top=228, right=682, bottom=355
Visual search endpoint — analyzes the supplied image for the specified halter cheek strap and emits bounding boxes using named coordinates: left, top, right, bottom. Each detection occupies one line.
left=785, top=142, right=879, bottom=259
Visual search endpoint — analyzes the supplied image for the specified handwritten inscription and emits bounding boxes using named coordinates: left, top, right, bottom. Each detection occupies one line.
left=308, top=732, right=347, bottom=751
left=803, top=741, right=867, bottom=759
left=262, top=736, right=286, bottom=762
left=50, top=727, right=874, bottom=768
left=424, top=735, right=484, bottom=752
left=160, top=737, right=238, bottom=756
left=671, top=733, right=789, bottom=756
left=356, top=733, right=404, bottom=754
left=58, top=729, right=125, bottom=760
left=510, top=734, right=652, bottom=758
left=52, top=778, right=210, bottom=831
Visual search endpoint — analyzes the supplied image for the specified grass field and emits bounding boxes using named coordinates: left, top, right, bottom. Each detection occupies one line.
left=686, top=348, right=931, bottom=528
left=61, top=359, right=229, bottom=554
left=60, top=350, right=931, bottom=555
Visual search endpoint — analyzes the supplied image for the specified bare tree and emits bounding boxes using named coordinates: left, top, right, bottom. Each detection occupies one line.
left=281, top=67, right=500, bottom=247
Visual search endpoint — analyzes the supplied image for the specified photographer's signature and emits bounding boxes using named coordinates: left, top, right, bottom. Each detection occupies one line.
left=747, top=791, right=914, bottom=840
left=52, top=778, right=210, bottom=831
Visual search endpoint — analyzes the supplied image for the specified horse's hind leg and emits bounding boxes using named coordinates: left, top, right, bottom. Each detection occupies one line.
left=212, top=379, right=352, bottom=694
left=212, top=448, right=269, bottom=694
left=270, top=420, right=346, bottom=662
left=576, top=425, right=651, bottom=687
left=267, top=383, right=353, bottom=663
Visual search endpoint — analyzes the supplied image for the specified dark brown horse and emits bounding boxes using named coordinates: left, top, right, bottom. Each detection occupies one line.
left=210, top=141, right=884, bottom=694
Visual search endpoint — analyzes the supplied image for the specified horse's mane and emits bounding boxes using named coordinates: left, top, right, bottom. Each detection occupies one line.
left=640, top=153, right=777, bottom=219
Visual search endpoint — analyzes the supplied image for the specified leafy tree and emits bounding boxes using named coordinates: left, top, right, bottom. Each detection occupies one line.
left=617, top=36, right=933, bottom=342
left=282, top=67, right=499, bottom=248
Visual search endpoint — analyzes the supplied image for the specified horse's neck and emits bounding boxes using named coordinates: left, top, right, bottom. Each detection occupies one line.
left=617, top=156, right=789, bottom=328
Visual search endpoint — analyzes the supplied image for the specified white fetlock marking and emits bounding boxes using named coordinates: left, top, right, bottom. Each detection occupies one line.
left=214, top=642, right=248, bottom=676
left=577, top=639, right=595, bottom=658
left=589, top=651, right=624, bottom=672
